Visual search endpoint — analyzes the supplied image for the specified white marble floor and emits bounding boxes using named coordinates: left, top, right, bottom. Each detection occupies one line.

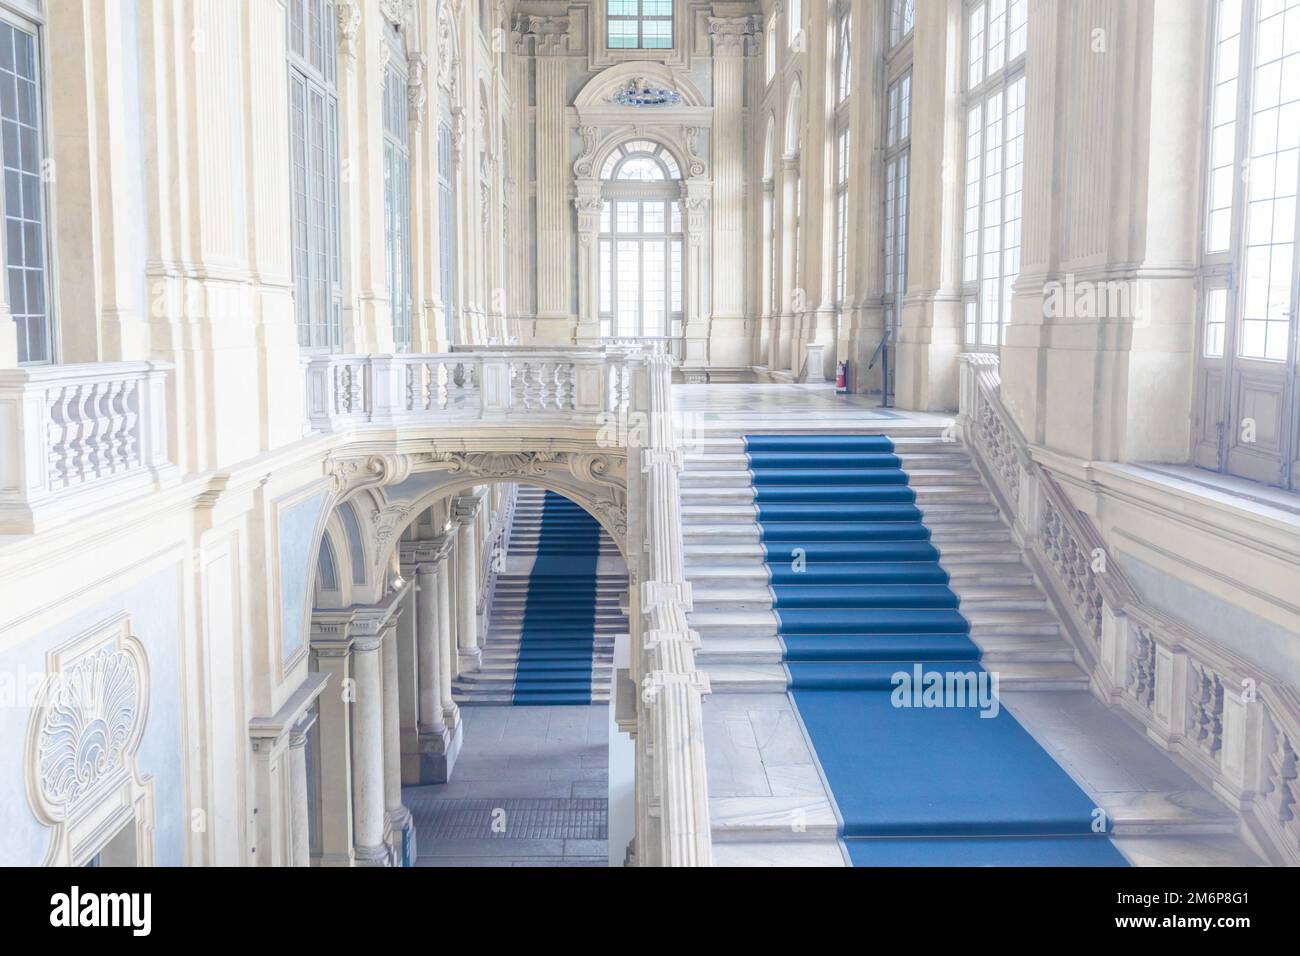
left=404, top=705, right=608, bottom=866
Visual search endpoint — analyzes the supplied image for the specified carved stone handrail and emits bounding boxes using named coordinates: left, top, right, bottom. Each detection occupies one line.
left=303, top=348, right=633, bottom=432
left=958, top=353, right=1300, bottom=865
left=0, top=361, right=174, bottom=534
left=625, top=350, right=712, bottom=866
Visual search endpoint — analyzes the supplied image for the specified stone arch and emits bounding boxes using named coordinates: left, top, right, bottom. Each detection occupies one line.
left=315, top=448, right=629, bottom=597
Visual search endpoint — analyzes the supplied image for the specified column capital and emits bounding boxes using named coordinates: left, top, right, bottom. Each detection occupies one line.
left=450, top=495, right=483, bottom=524
left=707, top=16, right=757, bottom=57
left=401, top=535, right=454, bottom=570
left=249, top=671, right=331, bottom=753
left=520, top=15, right=571, bottom=56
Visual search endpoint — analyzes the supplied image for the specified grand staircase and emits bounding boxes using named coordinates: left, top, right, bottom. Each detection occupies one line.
left=452, top=486, right=626, bottom=705
left=680, top=418, right=1263, bottom=866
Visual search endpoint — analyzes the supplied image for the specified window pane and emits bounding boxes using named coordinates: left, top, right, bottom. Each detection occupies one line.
left=0, top=21, right=49, bottom=363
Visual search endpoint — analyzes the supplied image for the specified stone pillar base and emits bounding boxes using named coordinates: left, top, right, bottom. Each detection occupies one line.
left=414, top=723, right=463, bottom=784
left=457, top=648, right=482, bottom=673
left=354, top=842, right=390, bottom=867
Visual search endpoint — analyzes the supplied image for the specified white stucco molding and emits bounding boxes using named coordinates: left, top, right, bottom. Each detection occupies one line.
left=25, top=612, right=155, bottom=866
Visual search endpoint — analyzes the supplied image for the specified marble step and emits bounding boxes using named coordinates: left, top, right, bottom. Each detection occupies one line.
left=679, top=485, right=994, bottom=505
left=688, top=434, right=959, bottom=455
left=679, top=503, right=1003, bottom=524
left=708, top=795, right=842, bottom=843
left=683, top=564, right=1037, bottom=589
left=680, top=468, right=983, bottom=488
left=683, top=451, right=973, bottom=471
left=688, top=608, right=1062, bottom=640
left=700, top=660, right=1088, bottom=693
left=683, top=541, right=1028, bottom=565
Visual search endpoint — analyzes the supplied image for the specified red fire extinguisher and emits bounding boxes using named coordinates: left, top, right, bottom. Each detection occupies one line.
left=835, top=360, right=849, bottom=394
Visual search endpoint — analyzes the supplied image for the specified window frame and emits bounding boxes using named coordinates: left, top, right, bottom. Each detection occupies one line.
left=0, top=0, right=55, bottom=365
left=286, top=0, right=344, bottom=354
left=381, top=24, right=413, bottom=354
left=959, top=0, right=1027, bottom=351
left=605, top=0, right=674, bottom=52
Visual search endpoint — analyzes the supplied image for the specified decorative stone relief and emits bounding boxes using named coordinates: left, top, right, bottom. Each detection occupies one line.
left=371, top=504, right=414, bottom=546
left=681, top=126, right=707, bottom=177
left=574, top=125, right=600, bottom=178
left=336, top=0, right=361, bottom=61
left=25, top=614, right=154, bottom=866
left=408, top=53, right=428, bottom=132
left=613, top=77, right=682, bottom=107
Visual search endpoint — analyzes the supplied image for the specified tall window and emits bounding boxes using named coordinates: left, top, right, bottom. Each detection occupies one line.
left=765, top=13, right=777, bottom=83
left=383, top=34, right=412, bottom=353
left=889, top=0, right=916, bottom=48
left=836, top=3, right=852, bottom=104
left=287, top=0, right=342, bottom=352
left=437, top=120, right=456, bottom=345
left=607, top=0, right=673, bottom=50
left=834, top=129, right=850, bottom=305
left=884, top=73, right=911, bottom=334
left=1193, top=0, right=1300, bottom=489
left=788, top=0, right=802, bottom=48
left=597, top=142, right=683, bottom=342
left=961, top=0, right=1026, bottom=348
left=0, top=5, right=50, bottom=364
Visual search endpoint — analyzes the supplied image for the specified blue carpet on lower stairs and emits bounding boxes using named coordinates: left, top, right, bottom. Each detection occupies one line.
left=744, top=433, right=1128, bottom=866
left=512, top=491, right=600, bottom=706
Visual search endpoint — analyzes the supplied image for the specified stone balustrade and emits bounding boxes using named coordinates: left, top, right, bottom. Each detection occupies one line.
left=958, top=353, right=1300, bottom=866
left=0, top=361, right=172, bottom=534
left=303, top=348, right=634, bottom=432
left=625, top=350, right=713, bottom=866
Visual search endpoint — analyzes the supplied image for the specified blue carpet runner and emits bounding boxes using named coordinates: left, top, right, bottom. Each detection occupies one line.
left=512, top=491, right=600, bottom=706
left=744, top=434, right=1127, bottom=866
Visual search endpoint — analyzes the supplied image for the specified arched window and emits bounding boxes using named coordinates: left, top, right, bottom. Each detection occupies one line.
left=607, top=0, right=673, bottom=50
left=889, top=0, right=916, bottom=48
left=597, top=142, right=683, bottom=343
left=788, top=0, right=802, bottom=49
left=836, top=3, right=852, bottom=104
left=1192, top=0, right=1300, bottom=489
left=287, top=0, right=343, bottom=352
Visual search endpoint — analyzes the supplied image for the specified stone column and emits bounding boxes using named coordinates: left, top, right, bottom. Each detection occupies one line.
left=574, top=177, right=604, bottom=343
left=894, top=0, right=964, bottom=411
left=707, top=17, right=755, bottom=370
left=452, top=495, right=484, bottom=671
left=394, top=572, right=421, bottom=785
left=381, top=601, right=414, bottom=863
left=526, top=16, right=573, bottom=342
left=435, top=551, right=460, bottom=730
left=309, top=620, right=356, bottom=866
left=681, top=181, right=711, bottom=377
left=843, top=2, right=888, bottom=392
left=288, top=712, right=316, bottom=868
left=403, top=536, right=460, bottom=783
left=349, top=621, right=387, bottom=866
left=775, top=154, right=800, bottom=371
left=791, top=0, right=836, bottom=382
